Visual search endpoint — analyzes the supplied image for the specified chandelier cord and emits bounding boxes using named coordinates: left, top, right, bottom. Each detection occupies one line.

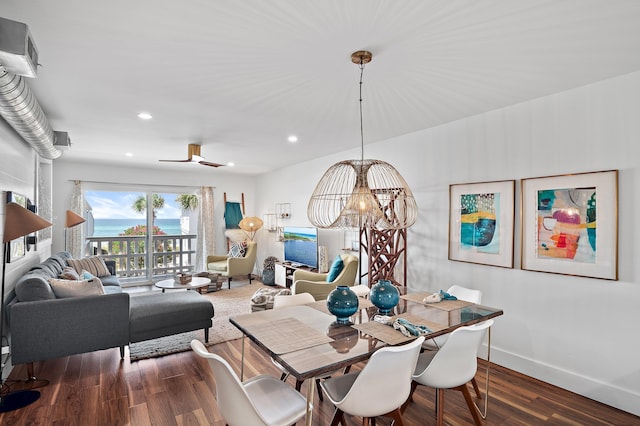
left=359, top=60, right=365, bottom=162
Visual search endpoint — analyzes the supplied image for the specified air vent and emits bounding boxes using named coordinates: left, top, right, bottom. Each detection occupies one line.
left=0, top=16, right=39, bottom=78
left=54, top=131, right=71, bottom=150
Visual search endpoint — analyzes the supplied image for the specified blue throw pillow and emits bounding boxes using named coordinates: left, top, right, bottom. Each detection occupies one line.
left=326, top=256, right=344, bottom=282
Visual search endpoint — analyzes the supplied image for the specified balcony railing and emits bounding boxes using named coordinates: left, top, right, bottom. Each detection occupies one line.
left=85, top=234, right=197, bottom=281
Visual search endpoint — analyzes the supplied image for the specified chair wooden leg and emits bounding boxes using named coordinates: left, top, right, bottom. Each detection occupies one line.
left=295, top=379, right=303, bottom=391
left=330, top=408, right=345, bottom=426
left=315, top=378, right=324, bottom=401
left=436, top=388, right=444, bottom=426
left=227, top=278, right=231, bottom=289
left=471, top=377, right=482, bottom=398
left=280, top=372, right=288, bottom=381
left=386, top=408, right=404, bottom=426
left=204, top=327, right=209, bottom=342
left=457, top=384, right=484, bottom=426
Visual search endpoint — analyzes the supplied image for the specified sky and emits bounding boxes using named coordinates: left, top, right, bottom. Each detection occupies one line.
left=85, top=191, right=183, bottom=219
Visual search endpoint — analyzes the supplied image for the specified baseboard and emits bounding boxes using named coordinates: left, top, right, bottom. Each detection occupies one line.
left=486, top=345, right=640, bottom=417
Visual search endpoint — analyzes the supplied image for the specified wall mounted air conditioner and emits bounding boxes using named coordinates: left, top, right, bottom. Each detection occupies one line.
left=0, top=16, right=39, bottom=78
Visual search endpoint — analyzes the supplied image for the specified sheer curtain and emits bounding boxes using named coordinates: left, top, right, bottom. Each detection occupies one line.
left=196, top=186, right=215, bottom=271
left=68, top=180, right=84, bottom=258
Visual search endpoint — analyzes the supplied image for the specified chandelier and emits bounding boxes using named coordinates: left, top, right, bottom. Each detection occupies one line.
left=307, top=51, right=418, bottom=230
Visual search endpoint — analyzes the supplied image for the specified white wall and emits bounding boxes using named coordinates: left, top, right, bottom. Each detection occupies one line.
left=255, top=71, right=640, bottom=415
left=0, top=120, right=52, bottom=376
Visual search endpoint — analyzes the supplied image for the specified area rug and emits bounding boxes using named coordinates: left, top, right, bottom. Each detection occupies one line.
left=128, top=282, right=270, bottom=361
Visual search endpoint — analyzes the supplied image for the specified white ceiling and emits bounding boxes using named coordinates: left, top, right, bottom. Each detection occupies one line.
left=3, top=1, right=640, bottom=175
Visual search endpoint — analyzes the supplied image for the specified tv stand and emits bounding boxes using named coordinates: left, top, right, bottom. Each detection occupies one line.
left=275, top=262, right=317, bottom=288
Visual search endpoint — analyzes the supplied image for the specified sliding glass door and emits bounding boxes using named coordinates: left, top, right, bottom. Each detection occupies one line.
left=84, top=188, right=198, bottom=284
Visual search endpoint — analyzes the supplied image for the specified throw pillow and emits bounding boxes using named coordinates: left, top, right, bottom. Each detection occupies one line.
left=81, top=270, right=96, bottom=280
left=49, top=277, right=105, bottom=298
left=326, top=255, right=344, bottom=282
left=59, top=266, right=80, bottom=280
left=67, top=256, right=111, bottom=277
left=228, top=241, right=247, bottom=258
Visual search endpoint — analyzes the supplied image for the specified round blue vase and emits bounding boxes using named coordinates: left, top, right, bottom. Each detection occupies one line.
left=370, top=279, right=400, bottom=315
left=326, top=285, right=359, bottom=324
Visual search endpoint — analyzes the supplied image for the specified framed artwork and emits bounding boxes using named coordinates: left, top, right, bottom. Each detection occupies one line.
left=521, top=170, right=618, bottom=280
left=449, top=180, right=515, bottom=268
left=5, top=191, right=28, bottom=262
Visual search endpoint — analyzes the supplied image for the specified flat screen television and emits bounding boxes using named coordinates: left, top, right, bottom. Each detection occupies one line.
left=283, top=226, right=318, bottom=269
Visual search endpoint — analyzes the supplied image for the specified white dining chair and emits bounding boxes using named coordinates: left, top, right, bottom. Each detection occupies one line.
left=423, top=285, right=483, bottom=350
left=319, top=336, right=425, bottom=425
left=423, top=284, right=484, bottom=398
left=407, top=320, right=493, bottom=426
left=190, top=339, right=308, bottom=426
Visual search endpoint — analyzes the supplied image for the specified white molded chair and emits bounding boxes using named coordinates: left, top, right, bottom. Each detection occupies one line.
left=272, top=292, right=315, bottom=310
left=423, top=285, right=483, bottom=397
left=271, top=292, right=328, bottom=400
left=191, top=340, right=307, bottom=426
left=424, top=285, right=482, bottom=350
left=408, top=320, right=493, bottom=426
left=320, top=336, right=425, bottom=426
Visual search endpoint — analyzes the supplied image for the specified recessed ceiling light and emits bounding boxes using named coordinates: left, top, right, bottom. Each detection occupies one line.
left=125, top=152, right=133, bottom=157
left=137, top=112, right=152, bottom=120
left=288, top=135, right=298, bottom=143
left=227, top=162, right=235, bottom=167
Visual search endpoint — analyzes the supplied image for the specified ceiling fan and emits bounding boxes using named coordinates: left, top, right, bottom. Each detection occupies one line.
left=159, top=143, right=225, bottom=168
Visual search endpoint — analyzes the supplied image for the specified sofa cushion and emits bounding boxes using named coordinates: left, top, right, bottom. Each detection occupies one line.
left=60, top=266, right=80, bottom=280
left=327, top=255, right=344, bottom=282
left=208, top=260, right=228, bottom=272
left=67, top=256, right=111, bottom=277
left=228, top=241, right=247, bottom=258
left=49, top=277, right=105, bottom=298
left=15, top=270, right=57, bottom=302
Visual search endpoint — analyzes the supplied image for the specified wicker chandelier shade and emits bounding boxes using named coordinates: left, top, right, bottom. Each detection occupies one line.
left=307, top=51, right=417, bottom=230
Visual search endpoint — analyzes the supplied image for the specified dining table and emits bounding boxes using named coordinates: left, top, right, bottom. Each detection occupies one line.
left=229, top=292, right=503, bottom=426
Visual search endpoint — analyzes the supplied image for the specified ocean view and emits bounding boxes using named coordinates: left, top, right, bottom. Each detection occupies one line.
left=91, top=218, right=182, bottom=236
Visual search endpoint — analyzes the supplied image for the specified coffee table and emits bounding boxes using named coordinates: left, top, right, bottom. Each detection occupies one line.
left=155, top=276, right=211, bottom=293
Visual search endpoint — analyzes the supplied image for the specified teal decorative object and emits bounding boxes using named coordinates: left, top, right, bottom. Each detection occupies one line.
left=370, top=279, right=400, bottom=315
left=326, top=285, right=359, bottom=324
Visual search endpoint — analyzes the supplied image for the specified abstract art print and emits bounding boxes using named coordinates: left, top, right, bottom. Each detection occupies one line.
left=521, top=170, right=618, bottom=280
left=449, top=180, right=515, bottom=268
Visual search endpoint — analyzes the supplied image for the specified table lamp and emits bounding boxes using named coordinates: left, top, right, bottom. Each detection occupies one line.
left=64, top=209, right=86, bottom=251
left=1, top=202, right=52, bottom=412
left=239, top=216, right=263, bottom=241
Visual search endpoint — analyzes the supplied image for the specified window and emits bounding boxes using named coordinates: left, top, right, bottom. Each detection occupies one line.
left=84, top=188, right=199, bottom=283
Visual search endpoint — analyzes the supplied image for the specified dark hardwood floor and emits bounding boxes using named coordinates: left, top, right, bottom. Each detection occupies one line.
left=1, top=338, right=638, bottom=425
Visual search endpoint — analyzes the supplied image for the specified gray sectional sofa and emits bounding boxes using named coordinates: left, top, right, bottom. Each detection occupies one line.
left=6, top=252, right=214, bottom=365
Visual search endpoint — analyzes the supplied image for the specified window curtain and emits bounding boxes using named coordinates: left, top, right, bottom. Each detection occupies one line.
left=68, top=180, right=84, bottom=258
left=196, top=186, right=215, bottom=271
left=224, top=202, right=243, bottom=229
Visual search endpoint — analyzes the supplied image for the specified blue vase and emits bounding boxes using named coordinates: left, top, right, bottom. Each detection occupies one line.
left=370, top=279, right=400, bottom=315
left=326, top=285, right=359, bottom=324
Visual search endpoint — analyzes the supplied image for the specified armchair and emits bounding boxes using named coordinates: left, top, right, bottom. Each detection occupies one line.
left=291, top=253, right=358, bottom=300
left=207, top=241, right=257, bottom=289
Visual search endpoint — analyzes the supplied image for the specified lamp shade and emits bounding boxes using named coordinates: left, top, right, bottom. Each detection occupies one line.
left=308, top=159, right=418, bottom=229
left=4, top=202, right=53, bottom=243
left=239, top=216, right=263, bottom=233
left=65, top=210, right=86, bottom=228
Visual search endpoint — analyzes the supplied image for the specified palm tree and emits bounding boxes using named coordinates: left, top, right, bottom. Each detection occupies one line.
left=175, top=194, right=199, bottom=212
left=132, top=194, right=165, bottom=233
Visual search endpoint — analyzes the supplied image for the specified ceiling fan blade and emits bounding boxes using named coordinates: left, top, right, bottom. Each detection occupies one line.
left=159, top=159, right=192, bottom=163
left=159, top=144, right=224, bottom=167
left=198, top=160, right=225, bottom=167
